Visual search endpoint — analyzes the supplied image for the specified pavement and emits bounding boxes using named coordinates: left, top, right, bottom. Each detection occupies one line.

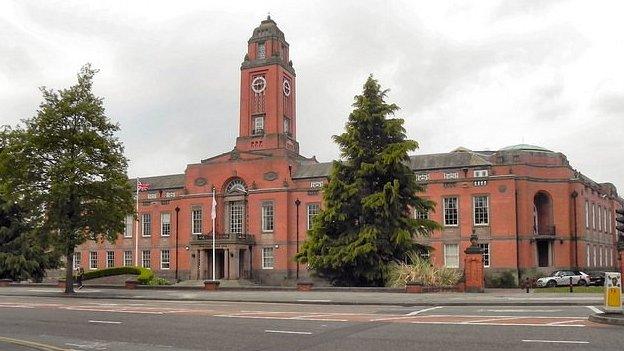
left=0, top=285, right=609, bottom=306
left=0, top=294, right=622, bottom=350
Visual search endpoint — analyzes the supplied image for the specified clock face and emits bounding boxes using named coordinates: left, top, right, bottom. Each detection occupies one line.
left=251, top=76, right=266, bottom=94
left=283, top=79, right=291, bottom=96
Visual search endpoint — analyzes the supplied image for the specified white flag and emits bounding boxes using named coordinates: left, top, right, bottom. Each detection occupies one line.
left=211, top=189, right=217, bottom=219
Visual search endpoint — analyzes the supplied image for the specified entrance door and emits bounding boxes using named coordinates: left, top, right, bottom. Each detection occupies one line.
left=537, top=241, right=550, bottom=267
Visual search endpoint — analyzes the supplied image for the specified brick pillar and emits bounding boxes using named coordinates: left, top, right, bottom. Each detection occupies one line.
left=464, top=232, right=485, bottom=293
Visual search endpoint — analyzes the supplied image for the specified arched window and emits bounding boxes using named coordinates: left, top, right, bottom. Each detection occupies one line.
left=225, top=179, right=246, bottom=194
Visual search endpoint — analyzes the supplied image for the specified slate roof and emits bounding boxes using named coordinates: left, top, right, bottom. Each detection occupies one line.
left=292, top=162, right=333, bottom=179
left=500, top=144, right=553, bottom=152
left=128, top=174, right=185, bottom=190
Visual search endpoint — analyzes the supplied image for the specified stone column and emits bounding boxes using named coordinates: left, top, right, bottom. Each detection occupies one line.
left=230, top=249, right=240, bottom=280
left=464, top=232, right=485, bottom=293
left=200, top=249, right=207, bottom=280
left=224, top=249, right=230, bottom=279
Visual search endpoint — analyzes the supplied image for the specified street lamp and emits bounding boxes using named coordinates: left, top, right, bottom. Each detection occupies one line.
left=175, top=206, right=180, bottom=282
left=295, top=198, right=301, bottom=280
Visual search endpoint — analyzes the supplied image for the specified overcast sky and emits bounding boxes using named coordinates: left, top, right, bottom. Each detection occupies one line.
left=1, top=0, right=623, bottom=191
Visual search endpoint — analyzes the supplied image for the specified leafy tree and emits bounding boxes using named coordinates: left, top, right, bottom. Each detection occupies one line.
left=0, top=195, right=59, bottom=281
left=297, top=76, right=440, bottom=286
left=0, top=64, right=134, bottom=293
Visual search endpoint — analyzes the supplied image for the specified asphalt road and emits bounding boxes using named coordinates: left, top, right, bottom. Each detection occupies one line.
left=0, top=296, right=621, bottom=351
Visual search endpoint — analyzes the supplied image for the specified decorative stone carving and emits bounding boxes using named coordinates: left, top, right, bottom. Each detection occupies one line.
left=263, top=171, right=278, bottom=181
left=194, top=177, right=207, bottom=186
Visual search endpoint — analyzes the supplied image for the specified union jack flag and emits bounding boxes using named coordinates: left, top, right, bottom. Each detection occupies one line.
left=137, top=180, right=150, bottom=191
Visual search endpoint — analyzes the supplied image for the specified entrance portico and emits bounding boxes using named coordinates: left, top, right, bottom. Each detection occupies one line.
left=189, top=234, right=254, bottom=280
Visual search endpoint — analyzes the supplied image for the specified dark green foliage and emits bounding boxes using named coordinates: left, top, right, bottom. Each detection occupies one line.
left=296, top=76, right=440, bottom=286
left=81, top=266, right=143, bottom=281
left=0, top=64, right=135, bottom=292
left=0, top=197, right=59, bottom=281
left=485, top=270, right=518, bottom=288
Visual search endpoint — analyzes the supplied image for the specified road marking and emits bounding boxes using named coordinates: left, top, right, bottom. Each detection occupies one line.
left=411, top=321, right=585, bottom=327
left=522, top=339, right=589, bottom=344
left=547, top=319, right=585, bottom=325
left=463, top=317, right=523, bottom=324
left=406, top=306, right=443, bottom=316
left=0, top=336, right=68, bottom=351
left=296, top=299, right=331, bottom=302
left=586, top=305, right=603, bottom=314
left=265, top=330, right=313, bottom=335
left=480, top=309, right=562, bottom=313
left=88, top=320, right=122, bottom=324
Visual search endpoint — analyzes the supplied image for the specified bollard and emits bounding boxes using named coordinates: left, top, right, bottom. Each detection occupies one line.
left=569, top=276, right=573, bottom=293
left=525, top=277, right=530, bottom=293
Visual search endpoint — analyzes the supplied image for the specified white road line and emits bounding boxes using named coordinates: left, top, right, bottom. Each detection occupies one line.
left=586, top=305, right=603, bottom=314
left=296, top=299, right=332, bottom=302
left=410, top=321, right=585, bottom=327
left=406, top=306, right=443, bottom=316
left=480, top=309, right=562, bottom=313
left=463, top=317, right=524, bottom=324
left=522, top=339, right=589, bottom=344
left=88, top=320, right=122, bottom=324
left=265, top=330, right=313, bottom=335
left=547, top=319, right=585, bottom=325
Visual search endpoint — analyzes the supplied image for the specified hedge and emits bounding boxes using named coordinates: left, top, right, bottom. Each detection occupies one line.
left=80, top=266, right=153, bottom=285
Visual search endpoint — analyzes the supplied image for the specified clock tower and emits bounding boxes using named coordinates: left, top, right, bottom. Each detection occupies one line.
left=236, top=16, right=298, bottom=154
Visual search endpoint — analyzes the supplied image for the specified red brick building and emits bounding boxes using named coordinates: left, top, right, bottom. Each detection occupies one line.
left=76, top=18, right=622, bottom=285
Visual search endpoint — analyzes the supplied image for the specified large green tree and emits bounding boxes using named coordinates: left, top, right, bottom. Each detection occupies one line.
left=0, top=64, right=134, bottom=293
left=297, top=76, right=439, bottom=286
left=0, top=195, right=59, bottom=281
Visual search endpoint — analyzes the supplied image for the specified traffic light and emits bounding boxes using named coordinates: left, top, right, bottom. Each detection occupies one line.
left=616, top=208, right=624, bottom=234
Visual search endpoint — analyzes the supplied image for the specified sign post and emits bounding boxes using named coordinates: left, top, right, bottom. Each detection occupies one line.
left=604, top=272, right=622, bottom=313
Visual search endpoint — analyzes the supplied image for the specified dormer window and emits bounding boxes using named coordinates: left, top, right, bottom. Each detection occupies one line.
left=257, top=42, right=266, bottom=59
left=474, top=169, right=489, bottom=178
left=253, top=116, right=264, bottom=135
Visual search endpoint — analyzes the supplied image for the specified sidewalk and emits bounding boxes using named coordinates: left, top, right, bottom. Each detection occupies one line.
left=0, top=285, right=606, bottom=306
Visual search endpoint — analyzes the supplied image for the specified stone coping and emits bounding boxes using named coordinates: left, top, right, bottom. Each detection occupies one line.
left=588, top=313, right=624, bottom=326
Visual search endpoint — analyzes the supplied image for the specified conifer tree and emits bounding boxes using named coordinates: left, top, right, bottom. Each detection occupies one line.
left=0, top=64, right=134, bottom=292
left=297, top=76, right=439, bottom=286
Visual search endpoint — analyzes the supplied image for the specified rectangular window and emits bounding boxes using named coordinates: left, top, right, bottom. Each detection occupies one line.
left=586, top=245, right=590, bottom=267
left=584, top=201, right=589, bottom=228
left=141, top=213, right=151, bottom=236
left=593, top=246, right=597, bottom=267
left=106, top=251, right=115, bottom=268
left=599, top=246, right=603, bottom=267
left=443, top=172, right=459, bottom=180
left=257, top=42, right=265, bottom=59
left=283, top=117, right=291, bottom=135
left=73, top=252, right=81, bottom=270
left=124, top=215, right=133, bottom=238
left=261, top=201, right=274, bottom=232
left=443, top=197, right=459, bottom=226
left=473, top=169, right=489, bottom=178
left=592, top=203, right=596, bottom=229
left=307, top=203, right=320, bottom=230
left=142, top=250, right=151, bottom=269
left=473, top=196, right=489, bottom=225
left=124, top=251, right=132, bottom=267
left=161, top=212, right=171, bottom=236
left=229, top=201, right=244, bottom=234
left=603, top=207, right=608, bottom=233
left=598, top=205, right=602, bottom=231
left=165, top=191, right=176, bottom=198
left=161, top=250, right=170, bottom=270
left=253, top=116, right=264, bottom=135
left=478, top=243, right=490, bottom=267
left=147, top=193, right=157, bottom=199
left=192, top=208, right=202, bottom=234
left=444, top=244, right=459, bottom=268
left=89, top=251, right=98, bottom=270
left=262, top=247, right=274, bottom=269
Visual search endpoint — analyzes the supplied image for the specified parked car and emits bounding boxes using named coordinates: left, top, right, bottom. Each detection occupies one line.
left=587, top=271, right=605, bottom=286
left=535, top=270, right=590, bottom=288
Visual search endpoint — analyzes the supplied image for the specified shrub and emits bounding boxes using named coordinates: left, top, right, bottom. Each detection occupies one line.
left=485, top=270, right=518, bottom=288
left=386, top=252, right=462, bottom=287
left=147, top=277, right=172, bottom=286
left=136, top=268, right=154, bottom=285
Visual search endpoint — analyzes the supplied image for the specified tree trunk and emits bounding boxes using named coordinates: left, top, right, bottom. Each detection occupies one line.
left=65, top=247, right=74, bottom=294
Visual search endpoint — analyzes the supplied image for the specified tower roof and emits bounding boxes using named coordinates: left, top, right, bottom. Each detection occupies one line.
left=249, top=16, right=285, bottom=43
left=500, top=144, right=553, bottom=153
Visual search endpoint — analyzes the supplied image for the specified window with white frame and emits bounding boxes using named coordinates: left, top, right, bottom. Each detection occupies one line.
left=161, top=212, right=171, bottom=236
left=592, top=203, right=596, bottom=229
left=603, top=207, right=607, bottom=233
left=585, top=201, right=589, bottom=228
left=89, top=251, right=98, bottom=270
left=443, top=197, right=459, bottom=226
left=106, top=251, right=115, bottom=268
left=161, top=250, right=170, bottom=270
left=262, top=247, right=274, bottom=269
left=124, top=215, right=133, bottom=238
left=253, top=116, right=264, bottom=134
left=473, top=169, right=489, bottom=178
left=599, top=246, right=604, bottom=266
left=165, top=191, right=176, bottom=198
left=414, top=208, right=429, bottom=220
left=229, top=201, right=244, bottom=234
left=192, top=207, right=202, bottom=234
left=478, top=243, right=490, bottom=267
left=593, top=246, right=597, bottom=267
left=444, top=244, right=459, bottom=268
left=473, top=196, right=489, bottom=225
left=73, top=252, right=81, bottom=270
left=598, top=205, right=602, bottom=231
left=147, top=192, right=157, bottom=199
left=586, top=245, right=590, bottom=267
left=443, top=172, right=459, bottom=180
left=607, top=209, right=611, bottom=233
left=307, top=203, right=320, bottom=230
left=141, top=213, right=151, bottom=236
left=142, top=250, right=151, bottom=269
left=261, top=201, right=274, bottom=232
left=124, top=251, right=132, bottom=267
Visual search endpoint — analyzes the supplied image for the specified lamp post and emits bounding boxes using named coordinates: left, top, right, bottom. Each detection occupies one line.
left=295, top=198, right=301, bottom=280
left=174, top=206, right=180, bottom=282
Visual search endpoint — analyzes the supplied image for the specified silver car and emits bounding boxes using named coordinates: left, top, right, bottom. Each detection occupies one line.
left=536, top=270, right=590, bottom=288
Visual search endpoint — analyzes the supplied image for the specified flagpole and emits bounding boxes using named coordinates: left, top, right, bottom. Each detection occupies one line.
left=135, top=178, right=139, bottom=266
left=212, top=187, right=216, bottom=281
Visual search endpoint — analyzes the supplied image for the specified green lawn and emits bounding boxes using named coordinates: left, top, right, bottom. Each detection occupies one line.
left=534, top=286, right=604, bottom=293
